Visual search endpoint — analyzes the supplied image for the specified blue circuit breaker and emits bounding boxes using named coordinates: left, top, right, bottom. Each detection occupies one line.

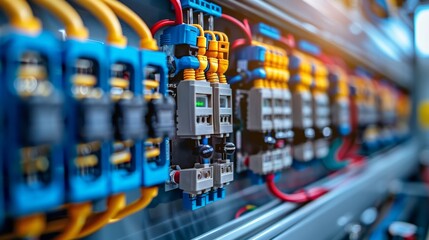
left=1, top=31, right=64, bottom=216
left=62, top=39, right=111, bottom=202
left=108, top=45, right=145, bottom=193
left=181, top=0, right=222, bottom=17
left=141, top=50, right=173, bottom=186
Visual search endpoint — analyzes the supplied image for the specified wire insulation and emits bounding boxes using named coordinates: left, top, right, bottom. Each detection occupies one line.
left=0, top=0, right=41, bottom=33
left=170, top=0, right=183, bottom=24
left=14, top=214, right=46, bottom=238
left=55, top=203, right=92, bottom=240
left=151, top=19, right=176, bottom=35
left=32, top=0, right=88, bottom=39
left=74, top=0, right=127, bottom=47
left=234, top=205, right=256, bottom=219
left=99, top=0, right=158, bottom=50
left=111, top=187, right=158, bottom=221
left=220, top=14, right=252, bottom=43
left=76, top=194, right=126, bottom=238
left=266, top=174, right=329, bottom=203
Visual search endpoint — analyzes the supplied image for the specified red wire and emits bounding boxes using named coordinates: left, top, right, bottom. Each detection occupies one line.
left=265, top=174, right=329, bottom=203
left=150, top=0, right=183, bottom=35
left=234, top=207, right=249, bottom=219
left=151, top=19, right=176, bottom=35
left=221, top=14, right=252, bottom=44
left=231, top=38, right=248, bottom=51
left=170, top=0, right=184, bottom=24
left=243, top=18, right=251, bottom=34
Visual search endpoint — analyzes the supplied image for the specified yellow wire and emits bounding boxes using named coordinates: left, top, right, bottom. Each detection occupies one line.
left=75, top=194, right=126, bottom=238
left=99, top=0, right=158, bottom=50
left=220, top=32, right=228, bottom=42
left=110, top=187, right=158, bottom=221
left=14, top=214, right=46, bottom=238
left=54, top=202, right=92, bottom=240
left=74, top=0, right=127, bottom=47
left=43, top=219, right=68, bottom=235
left=192, top=24, right=204, bottom=37
left=0, top=0, right=41, bottom=33
left=204, top=31, right=216, bottom=40
left=213, top=31, right=224, bottom=41
left=31, top=0, right=88, bottom=39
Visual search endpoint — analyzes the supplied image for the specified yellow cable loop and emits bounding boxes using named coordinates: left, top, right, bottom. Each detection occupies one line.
left=14, top=214, right=46, bottom=238
left=192, top=24, right=204, bottom=37
left=213, top=31, right=229, bottom=84
left=213, top=31, right=224, bottom=41
left=55, top=202, right=92, bottom=240
left=191, top=24, right=208, bottom=81
left=75, top=194, right=126, bottom=238
left=204, top=31, right=219, bottom=83
left=99, top=0, right=158, bottom=50
left=31, top=0, right=88, bottom=40
left=101, top=152, right=158, bottom=224
left=221, top=32, right=228, bottom=42
left=0, top=0, right=41, bottom=33
left=110, top=187, right=159, bottom=221
left=74, top=0, right=127, bottom=47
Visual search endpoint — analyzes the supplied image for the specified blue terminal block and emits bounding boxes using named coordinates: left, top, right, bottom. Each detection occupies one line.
left=63, top=39, right=111, bottom=202
left=183, top=193, right=207, bottom=210
left=160, top=24, right=199, bottom=46
left=108, top=45, right=145, bottom=193
left=1, top=31, right=64, bottom=216
left=252, top=23, right=281, bottom=41
left=140, top=50, right=170, bottom=186
left=236, top=45, right=266, bottom=62
left=160, top=25, right=200, bottom=75
left=207, top=188, right=226, bottom=204
left=229, top=45, right=267, bottom=84
left=181, top=0, right=222, bottom=17
left=298, top=40, right=321, bottom=56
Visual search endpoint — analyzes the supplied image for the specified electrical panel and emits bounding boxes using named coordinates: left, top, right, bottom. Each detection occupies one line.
left=0, top=0, right=413, bottom=239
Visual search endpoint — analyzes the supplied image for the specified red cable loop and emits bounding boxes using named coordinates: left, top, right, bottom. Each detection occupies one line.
left=231, top=38, right=248, bottom=51
left=266, top=174, right=329, bottom=203
left=150, top=0, right=183, bottom=35
left=170, top=0, right=184, bottom=24
left=151, top=19, right=176, bottom=35
left=221, top=14, right=252, bottom=44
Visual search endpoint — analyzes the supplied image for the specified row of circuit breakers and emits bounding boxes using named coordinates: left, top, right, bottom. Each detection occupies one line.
left=0, top=0, right=411, bottom=238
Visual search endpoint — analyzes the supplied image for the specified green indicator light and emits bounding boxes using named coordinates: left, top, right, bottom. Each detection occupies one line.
left=196, top=101, right=205, bottom=107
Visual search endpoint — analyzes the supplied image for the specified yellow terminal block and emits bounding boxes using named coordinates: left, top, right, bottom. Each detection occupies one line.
left=311, top=60, right=329, bottom=95
left=214, top=31, right=229, bottom=84
left=192, top=24, right=208, bottom=81
left=205, top=31, right=219, bottom=83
